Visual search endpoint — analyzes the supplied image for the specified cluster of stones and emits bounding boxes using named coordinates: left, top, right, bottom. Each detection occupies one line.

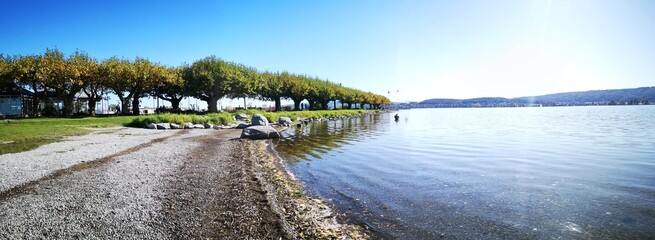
left=146, top=122, right=223, bottom=130
left=145, top=114, right=292, bottom=140
left=294, top=115, right=360, bottom=126
left=146, top=112, right=372, bottom=140
left=239, top=114, right=282, bottom=140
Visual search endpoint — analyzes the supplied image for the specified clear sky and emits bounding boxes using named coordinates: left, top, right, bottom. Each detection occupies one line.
left=1, top=0, right=654, bottom=104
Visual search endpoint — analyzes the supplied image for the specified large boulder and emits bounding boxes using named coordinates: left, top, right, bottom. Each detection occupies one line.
left=236, top=122, right=250, bottom=129
left=147, top=123, right=157, bottom=129
left=156, top=123, right=170, bottom=130
left=251, top=114, right=269, bottom=126
left=240, top=126, right=280, bottom=140
left=170, top=123, right=182, bottom=129
left=193, top=124, right=206, bottom=129
left=184, top=122, right=194, bottom=129
left=278, top=117, right=293, bottom=126
left=203, top=123, right=213, bottom=129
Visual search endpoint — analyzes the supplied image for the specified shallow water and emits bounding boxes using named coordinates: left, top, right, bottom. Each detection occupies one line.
left=272, top=106, right=655, bottom=239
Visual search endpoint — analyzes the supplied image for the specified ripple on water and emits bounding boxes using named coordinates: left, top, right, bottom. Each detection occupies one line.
left=275, top=107, right=655, bottom=239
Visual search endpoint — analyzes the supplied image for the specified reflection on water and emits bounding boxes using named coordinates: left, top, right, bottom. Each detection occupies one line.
left=273, top=114, right=385, bottom=163
left=272, top=106, right=655, bottom=239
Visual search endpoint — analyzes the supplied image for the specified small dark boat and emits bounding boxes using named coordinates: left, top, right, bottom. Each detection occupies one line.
left=394, top=113, right=400, bottom=121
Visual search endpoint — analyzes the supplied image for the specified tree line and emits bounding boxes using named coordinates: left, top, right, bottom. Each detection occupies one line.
left=0, top=49, right=390, bottom=116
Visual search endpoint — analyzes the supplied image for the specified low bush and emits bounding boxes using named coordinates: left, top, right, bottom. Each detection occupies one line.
left=126, top=112, right=238, bottom=128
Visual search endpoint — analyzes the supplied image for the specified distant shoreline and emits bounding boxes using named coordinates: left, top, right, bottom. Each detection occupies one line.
left=394, top=86, right=654, bottom=109
left=393, top=103, right=653, bottom=110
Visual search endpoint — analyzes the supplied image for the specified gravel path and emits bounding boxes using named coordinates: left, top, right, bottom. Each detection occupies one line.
left=0, top=127, right=178, bottom=193
left=0, top=127, right=286, bottom=239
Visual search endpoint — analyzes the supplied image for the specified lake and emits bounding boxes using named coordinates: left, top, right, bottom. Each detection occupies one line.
left=272, top=106, right=655, bottom=239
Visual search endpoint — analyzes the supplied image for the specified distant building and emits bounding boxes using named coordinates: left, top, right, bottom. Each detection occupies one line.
left=0, top=87, right=33, bottom=117
left=73, top=91, right=111, bottom=115
left=0, top=87, right=111, bottom=117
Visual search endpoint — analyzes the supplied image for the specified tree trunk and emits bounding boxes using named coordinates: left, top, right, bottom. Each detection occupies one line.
left=32, top=95, right=41, bottom=116
left=171, top=98, right=181, bottom=112
left=321, top=100, right=330, bottom=110
left=292, top=98, right=302, bottom=111
left=275, top=97, right=282, bottom=112
left=207, top=96, right=218, bottom=113
left=120, top=101, right=129, bottom=115
left=62, top=96, right=74, bottom=117
left=132, top=98, right=140, bottom=115
left=116, top=95, right=130, bottom=115
left=243, top=97, right=247, bottom=110
left=88, top=98, right=97, bottom=116
left=333, top=100, right=337, bottom=110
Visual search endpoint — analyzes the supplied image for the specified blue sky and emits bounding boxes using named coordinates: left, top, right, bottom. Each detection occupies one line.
left=1, top=0, right=654, bottom=105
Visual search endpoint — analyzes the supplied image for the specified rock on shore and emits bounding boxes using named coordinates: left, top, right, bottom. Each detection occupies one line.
left=251, top=114, right=269, bottom=126
left=240, top=125, right=280, bottom=140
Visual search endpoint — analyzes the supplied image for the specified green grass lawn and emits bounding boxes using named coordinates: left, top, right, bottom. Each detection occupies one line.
left=0, top=116, right=137, bottom=155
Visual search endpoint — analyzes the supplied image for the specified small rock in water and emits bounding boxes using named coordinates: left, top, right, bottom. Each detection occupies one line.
left=193, top=124, right=205, bottom=129
left=278, top=117, right=293, bottom=126
left=203, top=123, right=212, bottom=129
left=156, top=123, right=170, bottom=129
left=170, top=123, right=181, bottom=129
left=184, top=122, right=194, bottom=129
left=147, top=123, right=157, bottom=129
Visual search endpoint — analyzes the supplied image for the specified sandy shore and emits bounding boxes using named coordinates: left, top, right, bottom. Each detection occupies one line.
left=0, top=127, right=366, bottom=239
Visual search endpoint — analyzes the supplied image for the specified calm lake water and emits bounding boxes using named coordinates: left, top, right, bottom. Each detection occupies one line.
left=272, top=106, right=655, bottom=239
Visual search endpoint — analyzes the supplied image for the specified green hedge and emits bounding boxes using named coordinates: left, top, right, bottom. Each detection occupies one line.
left=126, top=113, right=236, bottom=128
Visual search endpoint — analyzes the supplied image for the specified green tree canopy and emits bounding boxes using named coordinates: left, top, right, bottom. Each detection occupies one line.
left=184, top=56, right=241, bottom=113
left=152, top=66, right=185, bottom=112
left=2, top=50, right=391, bottom=115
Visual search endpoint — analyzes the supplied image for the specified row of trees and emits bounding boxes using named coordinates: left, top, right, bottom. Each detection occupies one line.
left=0, top=49, right=390, bottom=116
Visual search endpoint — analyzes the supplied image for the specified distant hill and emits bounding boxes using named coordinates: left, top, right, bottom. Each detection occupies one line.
left=409, top=87, right=655, bottom=108
left=515, top=87, right=655, bottom=105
